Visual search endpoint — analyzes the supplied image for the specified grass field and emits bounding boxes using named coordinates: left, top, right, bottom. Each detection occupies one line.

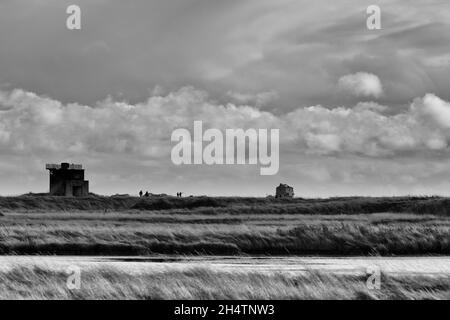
left=0, top=266, right=448, bottom=300
left=2, top=194, right=450, bottom=215
left=0, top=195, right=449, bottom=256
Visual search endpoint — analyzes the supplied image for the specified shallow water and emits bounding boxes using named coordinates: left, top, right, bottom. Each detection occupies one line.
left=0, top=255, right=449, bottom=276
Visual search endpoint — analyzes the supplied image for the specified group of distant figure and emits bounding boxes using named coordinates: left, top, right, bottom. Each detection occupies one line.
left=138, top=190, right=183, bottom=197
left=138, top=190, right=150, bottom=197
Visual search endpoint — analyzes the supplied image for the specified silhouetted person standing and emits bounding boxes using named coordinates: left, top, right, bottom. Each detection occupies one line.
left=139, top=190, right=143, bottom=197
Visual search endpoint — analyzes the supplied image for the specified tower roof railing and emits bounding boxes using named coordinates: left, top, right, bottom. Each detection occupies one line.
left=46, top=163, right=83, bottom=170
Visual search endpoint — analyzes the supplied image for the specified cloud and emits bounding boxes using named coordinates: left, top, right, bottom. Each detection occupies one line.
left=3, top=0, right=450, bottom=111
left=423, top=54, right=450, bottom=67
left=412, top=93, right=450, bottom=129
left=338, top=72, right=384, bottom=98
left=1, top=87, right=450, bottom=162
left=2, top=86, right=450, bottom=195
left=0, top=87, right=278, bottom=160
left=226, top=90, right=279, bottom=107
left=283, top=93, right=450, bottom=156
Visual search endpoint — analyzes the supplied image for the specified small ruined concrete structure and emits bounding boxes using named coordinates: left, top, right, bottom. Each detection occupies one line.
left=46, top=162, right=89, bottom=196
left=275, top=183, right=294, bottom=198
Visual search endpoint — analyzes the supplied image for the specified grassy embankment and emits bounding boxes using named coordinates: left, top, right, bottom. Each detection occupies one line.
left=0, top=266, right=448, bottom=299
left=0, top=195, right=449, bottom=255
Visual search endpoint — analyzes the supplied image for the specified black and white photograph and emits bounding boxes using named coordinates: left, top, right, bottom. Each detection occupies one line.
left=0, top=0, right=449, bottom=309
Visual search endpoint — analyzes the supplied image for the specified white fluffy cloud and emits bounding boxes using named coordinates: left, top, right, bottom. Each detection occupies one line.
left=412, top=93, right=450, bottom=129
left=338, top=72, right=384, bottom=99
left=1, top=87, right=450, bottom=195
left=1, top=87, right=450, bottom=160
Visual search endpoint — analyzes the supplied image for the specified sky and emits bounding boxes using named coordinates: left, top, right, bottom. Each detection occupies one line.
left=1, top=0, right=450, bottom=196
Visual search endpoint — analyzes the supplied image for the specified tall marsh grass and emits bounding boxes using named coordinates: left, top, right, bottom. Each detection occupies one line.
left=1, top=195, right=450, bottom=216
left=0, top=266, right=448, bottom=300
left=0, top=212, right=448, bottom=255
